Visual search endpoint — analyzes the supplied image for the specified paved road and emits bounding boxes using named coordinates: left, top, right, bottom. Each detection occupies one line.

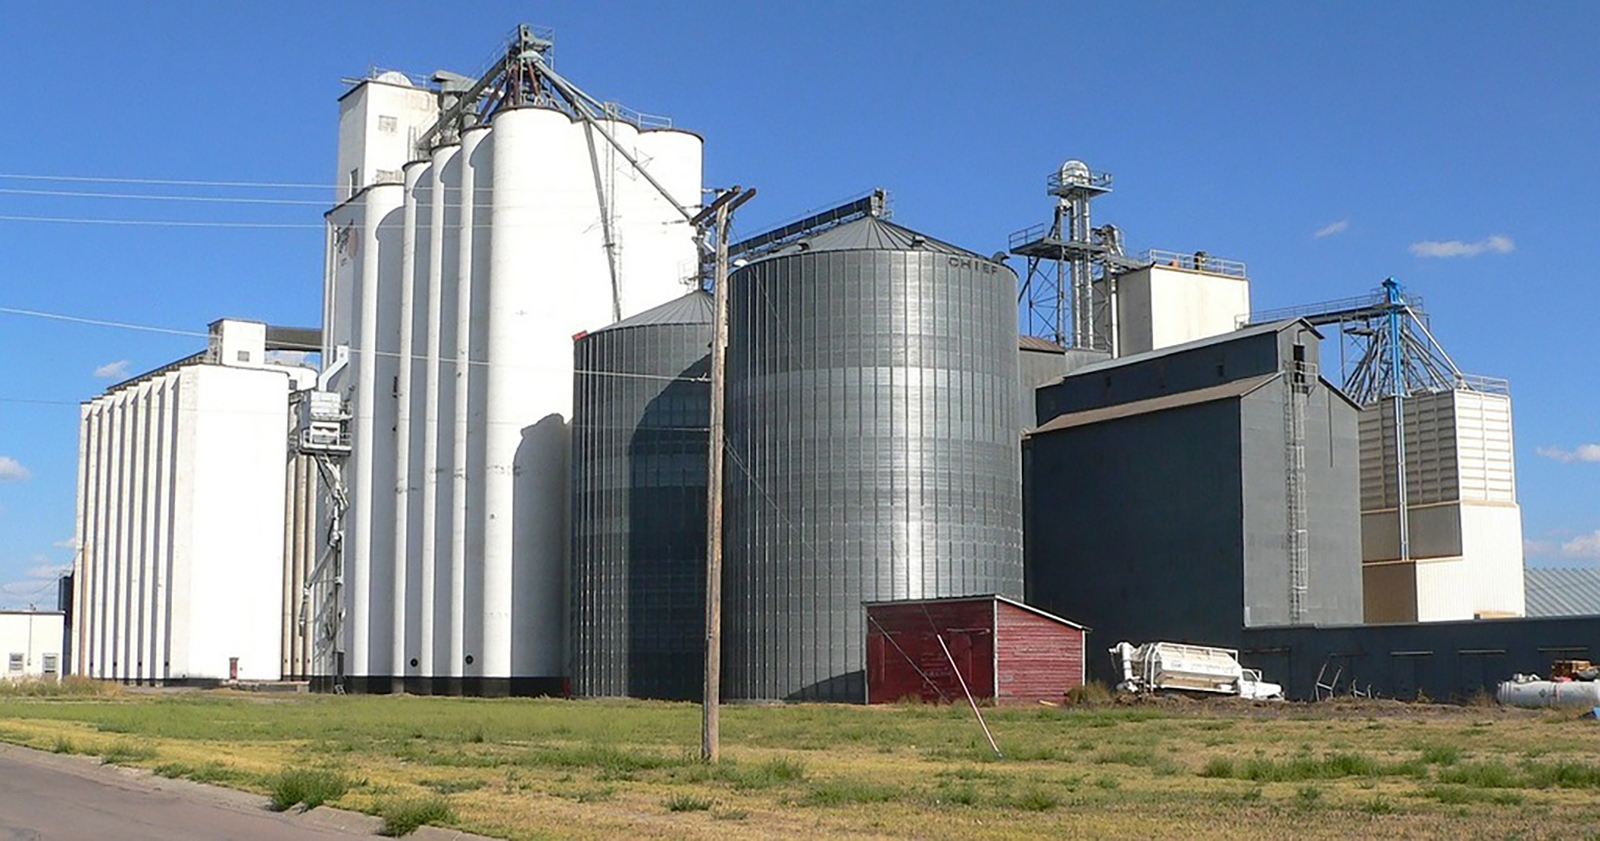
left=0, top=743, right=380, bottom=840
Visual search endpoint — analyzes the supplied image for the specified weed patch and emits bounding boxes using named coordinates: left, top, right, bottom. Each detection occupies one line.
left=377, top=795, right=454, bottom=836
left=801, top=778, right=901, bottom=806
left=664, top=794, right=713, bottom=812
left=99, top=741, right=157, bottom=765
left=268, top=768, right=351, bottom=812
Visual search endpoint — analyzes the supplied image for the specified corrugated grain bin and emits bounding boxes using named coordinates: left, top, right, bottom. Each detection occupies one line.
left=864, top=595, right=1086, bottom=705
left=724, top=216, right=1024, bottom=703
left=570, top=291, right=713, bottom=700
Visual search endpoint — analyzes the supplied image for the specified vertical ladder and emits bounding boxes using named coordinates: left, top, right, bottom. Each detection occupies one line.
left=1284, top=360, right=1315, bottom=624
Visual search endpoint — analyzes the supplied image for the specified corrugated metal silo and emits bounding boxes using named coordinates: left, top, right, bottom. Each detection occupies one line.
left=571, top=291, right=712, bottom=699
left=724, top=216, right=1025, bottom=702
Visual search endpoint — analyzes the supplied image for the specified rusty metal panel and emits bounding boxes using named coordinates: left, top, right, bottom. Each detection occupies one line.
left=865, top=599, right=996, bottom=704
left=994, top=600, right=1085, bottom=703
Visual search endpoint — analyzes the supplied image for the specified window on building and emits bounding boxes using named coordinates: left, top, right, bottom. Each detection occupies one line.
left=7, top=653, right=21, bottom=673
left=42, top=654, right=58, bottom=675
left=236, top=350, right=251, bottom=363
left=349, top=168, right=361, bottom=193
left=378, top=115, right=398, bottom=133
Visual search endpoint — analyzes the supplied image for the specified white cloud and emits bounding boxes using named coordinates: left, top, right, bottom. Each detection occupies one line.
left=93, top=359, right=131, bottom=380
left=52, top=538, right=77, bottom=550
left=1537, top=444, right=1600, bottom=464
left=1525, top=538, right=1558, bottom=558
left=1313, top=220, right=1349, bottom=238
left=265, top=349, right=312, bottom=367
left=1562, top=531, right=1600, bottom=560
left=1409, top=235, right=1515, bottom=258
left=0, top=456, right=31, bottom=482
left=0, top=556, right=67, bottom=605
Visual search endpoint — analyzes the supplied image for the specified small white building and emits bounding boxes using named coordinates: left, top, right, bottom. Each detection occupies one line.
left=1097, top=251, right=1252, bottom=357
left=1359, top=386, right=1525, bottom=622
left=72, top=320, right=317, bottom=683
left=0, top=611, right=65, bottom=680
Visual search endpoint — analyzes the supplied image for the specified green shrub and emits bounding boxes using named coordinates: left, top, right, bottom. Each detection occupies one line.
left=1000, top=787, right=1061, bottom=811
left=100, top=740, right=157, bottom=765
left=801, top=778, right=901, bottom=806
left=1294, top=785, right=1324, bottom=809
left=1437, top=760, right=1520, bottom=789
left=377, top=796, right=455, bottom=836
left=268, top=768, right=351, bottom=812
left=664, top=794, right=713, bottom=812
left=1420, top=744, right=1461, bottom=766
left=1200, top=757, right=1235, bottom=778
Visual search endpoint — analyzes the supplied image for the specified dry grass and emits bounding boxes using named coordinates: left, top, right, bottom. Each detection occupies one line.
left=0, top=692, right=1597, bottom=839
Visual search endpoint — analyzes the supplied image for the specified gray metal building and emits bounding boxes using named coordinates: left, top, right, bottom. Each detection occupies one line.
left=570, top=292, right=712, bottom=700
left=724, top=215, right=1024, bottom=701
left=1024, top=320, right=1365, bottom=681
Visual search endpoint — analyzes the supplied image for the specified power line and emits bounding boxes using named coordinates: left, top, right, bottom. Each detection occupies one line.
left=0, top=306, right=208, bottom=338
left=0, top=187, right=333, bottom=206
left=0, top=214, right=323, bottom=229
left=0, top=172, right=333, bottom=190
left=0, top=304, right=711, bottom=385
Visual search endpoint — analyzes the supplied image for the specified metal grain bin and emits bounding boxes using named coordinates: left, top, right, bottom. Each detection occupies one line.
left=724, top=216, right=1025, bottom=702
left=570, top=291, right=712, bottom=699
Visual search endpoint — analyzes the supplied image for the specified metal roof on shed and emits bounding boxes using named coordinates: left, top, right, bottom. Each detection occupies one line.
left=1064, top=319, right=1321, bottom=379
left=1030, top=374, right=1278, bottom=436
left=1019, top=335, right=1066, bottom=353
left=1524, top=567, right=1600, bottom=617
left=862, top=593, right=1089, bottom=630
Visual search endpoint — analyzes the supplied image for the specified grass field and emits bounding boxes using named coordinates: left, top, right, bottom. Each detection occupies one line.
left=2, top=683, right=1600, bottom=839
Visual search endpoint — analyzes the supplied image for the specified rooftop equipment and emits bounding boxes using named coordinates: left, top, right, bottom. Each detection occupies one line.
left=1009, top=161, right=1120, bottom=350
left=1110, top=640, right=1283, bottom=700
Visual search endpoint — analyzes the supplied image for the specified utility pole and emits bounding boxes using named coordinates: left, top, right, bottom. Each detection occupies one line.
left=697, top=186, right=754, bottom=763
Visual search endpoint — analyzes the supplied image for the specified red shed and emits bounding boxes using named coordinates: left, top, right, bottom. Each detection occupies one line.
left=863, top=595, right=1087, bottom=705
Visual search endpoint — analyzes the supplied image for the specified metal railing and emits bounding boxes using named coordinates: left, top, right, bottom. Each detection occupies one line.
left=1456, top=373, right=1511, bottom=396
left=1144, top=249, right=1247, bottom=278
left=1047, top=168, right=1113, bottom=194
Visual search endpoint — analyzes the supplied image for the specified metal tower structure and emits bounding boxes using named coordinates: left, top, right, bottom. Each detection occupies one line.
left=1245, top=278, right=1506, bottom=567
left=292, top=348, right=353, bottom=690
left=1008, top=161, right=1128, bottom=349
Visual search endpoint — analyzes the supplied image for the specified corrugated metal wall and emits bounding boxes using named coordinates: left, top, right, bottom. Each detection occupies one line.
left=994, top=602, right=1085, bottom=703
left=725, top=233, right=1024, bottom=701
left=570, top=293, right=712, bottom=700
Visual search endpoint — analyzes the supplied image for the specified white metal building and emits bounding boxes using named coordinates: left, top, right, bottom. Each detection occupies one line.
left=322, top=54, right=702, bottom=692
left=1099, top=251, right=1252, bottom=357
left=1, top=611, right=65, bottom=681
left=72, top=320, right=316, bottom=683
left=1359, top=386, right=1526, bottom=621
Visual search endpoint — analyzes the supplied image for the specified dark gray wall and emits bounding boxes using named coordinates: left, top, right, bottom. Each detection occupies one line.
left=570, top=320, right=710, bottom=700
left=1239, top=379, right=1364, bottom=628
left=725, top=248, right=1023, bottom=701
left=1024, top=399, right=1246, bottom=682
left=1244, top=616, right=1600, bottom=702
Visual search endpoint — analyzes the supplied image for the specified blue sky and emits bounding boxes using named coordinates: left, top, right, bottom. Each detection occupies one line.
left=1, top=2, right=1596, bottom=606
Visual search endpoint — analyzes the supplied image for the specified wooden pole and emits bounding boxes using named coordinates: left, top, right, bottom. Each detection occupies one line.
left=701, top=197, right=732, bottom=763
left=936, top=633, right=1002, bottom=759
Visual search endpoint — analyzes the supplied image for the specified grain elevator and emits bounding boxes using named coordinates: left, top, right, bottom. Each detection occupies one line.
left=322, top=27, right=702, bottom=692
